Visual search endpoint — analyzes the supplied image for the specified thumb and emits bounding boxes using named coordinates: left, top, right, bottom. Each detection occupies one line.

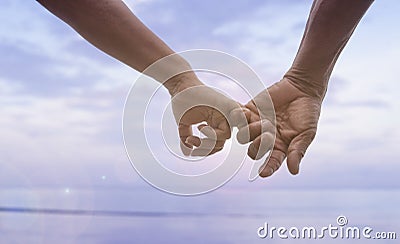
left=287, top=129, right=316, bottom=175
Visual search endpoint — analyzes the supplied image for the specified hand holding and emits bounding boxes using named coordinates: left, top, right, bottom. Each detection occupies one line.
left=169, top=73, right=245, bottom=157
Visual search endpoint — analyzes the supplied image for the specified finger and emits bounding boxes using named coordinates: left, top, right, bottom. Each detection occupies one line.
left=237, top=119, right=274, bottom=144
left=216, top=119, right=232, bottom=140
left=187, top=127, right=227, bottom=148
left=198, top=124, right=217, bottom=140
left=179, top=140, right=192, bottom=156
left=247, top=132, right=274, bottom=160
left=259, top=149, right=286, bottom=178
left=185, top=135, right=201, bottom=147
left=186, top=123, right=229, bottom=156
left=191, top=146, right=223, bottom=157
left=178, top=123, right=193, bottom=156
left=287, top=151, right=302, bottom=175
left=199, top=122, right=231, bottom=141
left=196, top=138, right=218, bottom=149
left=286, top=129, right=316, bottom=175
left=229, top=107, right=252, bottom=128
left=191, top=138, right=225, bottom=156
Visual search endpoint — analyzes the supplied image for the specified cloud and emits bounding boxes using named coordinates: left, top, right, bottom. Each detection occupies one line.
left=1, top=0, right=399, bottom=190
left=339, top=100, right=389, bottom=109
left=0, top=0, right=138, bottom=186
left=0, top=0, right=136, bottom=96
left=210, top=1, right=313, bottom=80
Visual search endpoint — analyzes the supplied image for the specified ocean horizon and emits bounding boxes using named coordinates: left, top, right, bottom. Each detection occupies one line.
left=0, top=187, right=398, bottom=243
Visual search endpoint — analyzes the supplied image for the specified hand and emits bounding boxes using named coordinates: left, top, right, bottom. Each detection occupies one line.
left=238, top=78, right=322, bottom=177
left=167, top=73, right=245, bottom=157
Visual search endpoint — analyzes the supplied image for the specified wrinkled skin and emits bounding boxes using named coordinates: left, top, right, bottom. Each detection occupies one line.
left=241, top=78, right=322, bottom=177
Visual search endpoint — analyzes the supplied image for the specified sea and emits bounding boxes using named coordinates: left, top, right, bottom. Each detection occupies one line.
left=0, top=187, right=398, bottom=244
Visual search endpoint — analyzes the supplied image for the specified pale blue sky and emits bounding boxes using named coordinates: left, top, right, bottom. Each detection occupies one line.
left=0, top=0, right=399, bottom=190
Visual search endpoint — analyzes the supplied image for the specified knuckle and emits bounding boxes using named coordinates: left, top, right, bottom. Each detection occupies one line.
left=268, top=158, right=282, bottom=171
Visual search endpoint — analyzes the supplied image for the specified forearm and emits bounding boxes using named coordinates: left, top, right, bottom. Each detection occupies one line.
left=285, top=0, right=373, bottom=99
left=37, top=0, right=196, bottom=93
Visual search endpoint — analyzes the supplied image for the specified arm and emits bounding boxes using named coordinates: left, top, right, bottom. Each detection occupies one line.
left=37, top=0, right=195, bottom=93
left=37, top=0, right=241, bottom=156
left=285, top=0, right=374, bottom=100
left=240, top=0, right=374, bottom=177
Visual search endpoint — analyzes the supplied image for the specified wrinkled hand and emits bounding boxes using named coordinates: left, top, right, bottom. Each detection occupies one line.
left=169, top=74, right=245, bottom=157
left=239, top=78, right=322, bottom=177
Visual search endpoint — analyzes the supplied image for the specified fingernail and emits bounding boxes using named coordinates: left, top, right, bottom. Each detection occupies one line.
left=260, top=168, right=273, bottom=177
